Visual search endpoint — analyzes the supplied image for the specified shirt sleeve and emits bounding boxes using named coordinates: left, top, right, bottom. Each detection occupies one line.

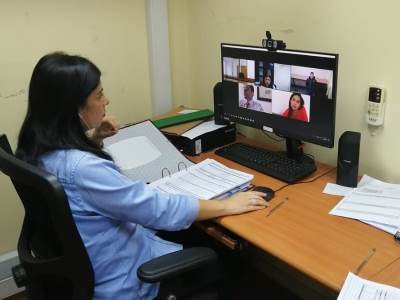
left=73, top=153, right=199, bottom=231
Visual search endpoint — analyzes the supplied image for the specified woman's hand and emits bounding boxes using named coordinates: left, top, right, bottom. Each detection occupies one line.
left=196, top=191, right=269, bottom=221
left=92, top=116, right=119, bottom=146
left=223, top=191, right=269, bottom=215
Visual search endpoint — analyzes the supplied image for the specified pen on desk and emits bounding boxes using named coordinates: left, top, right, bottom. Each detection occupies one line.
left=354, top=248, right=376, bottom=275
left=266, top=197, right=288, bottom=217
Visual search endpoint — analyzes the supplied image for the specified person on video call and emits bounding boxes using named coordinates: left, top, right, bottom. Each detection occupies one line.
left=239, top=85, right=264, bottom=112
left=16, top=52, right=269, bottom=299
left=261, top=75, right=276, bottom=89
left=282, top=92, right=309, bottom=122
left=306, top=72, right=317, bottom=96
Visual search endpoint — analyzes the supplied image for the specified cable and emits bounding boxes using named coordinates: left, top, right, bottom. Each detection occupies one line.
left=261, top=130, right=285, bottom=142
left=303, top=152, right=315, bottom=161
left=273, top=166, right=337, bottom=193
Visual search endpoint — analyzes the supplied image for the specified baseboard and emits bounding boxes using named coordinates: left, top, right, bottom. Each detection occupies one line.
left=0, top=277, right=24, bottom=299
left=0, top=251, right=24, bottom=299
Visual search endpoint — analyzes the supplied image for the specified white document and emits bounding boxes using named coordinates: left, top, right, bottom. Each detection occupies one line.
left=330, top=193, right=400, bottom=226
left=323, top=183, right=354, bottom=196
left=181, top=120, right=227, bottom=140
left=149, top=158, right=253, bottom=200
left=328, top=175, right=400, bottom=232
left=362, top=220, right=398, bottom=235
left=338, top=272, right=400, bottom=300
left=103, top=120, right=194, bottom=183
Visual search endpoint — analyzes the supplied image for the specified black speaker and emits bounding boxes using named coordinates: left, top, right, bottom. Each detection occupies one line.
left=213, top=82, right=225, bottom=125
left=336, top=131, right=361, bottom=187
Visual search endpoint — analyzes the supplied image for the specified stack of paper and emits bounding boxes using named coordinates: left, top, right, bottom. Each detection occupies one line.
left=150, top=158, right=253, bottom=200
left=327, top=175, right=400, bottom=234
left=338, top=272, right=400, bottom=299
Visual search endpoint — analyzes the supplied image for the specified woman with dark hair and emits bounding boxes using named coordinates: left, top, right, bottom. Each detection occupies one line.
left=261, top=75, right=276, bottom=89
left=282, top=92, right=309, bottom=122
left=16, top=52, right=268, bottom=299
left=17, top=52, right=117, bottom=164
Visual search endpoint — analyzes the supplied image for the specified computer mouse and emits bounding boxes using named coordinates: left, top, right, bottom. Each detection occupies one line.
left=252, top=186, right=275, bottom=202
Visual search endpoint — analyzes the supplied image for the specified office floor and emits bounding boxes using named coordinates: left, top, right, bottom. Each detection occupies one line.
left=4, top=276, right=301, bottom=300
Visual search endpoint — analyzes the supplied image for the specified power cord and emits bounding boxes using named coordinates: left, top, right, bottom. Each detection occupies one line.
left=303, top=152, right=315, bottom=161
left=273, top=167, right=337, bottom=193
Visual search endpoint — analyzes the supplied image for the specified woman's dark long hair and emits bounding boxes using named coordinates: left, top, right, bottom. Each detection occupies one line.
left=287, top=92, right=304, bottom=118
left=16, top=52, right=112, bottom=164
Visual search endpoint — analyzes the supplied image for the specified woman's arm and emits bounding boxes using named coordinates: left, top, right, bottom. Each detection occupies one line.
left=196, top=191, right=268, bottom=221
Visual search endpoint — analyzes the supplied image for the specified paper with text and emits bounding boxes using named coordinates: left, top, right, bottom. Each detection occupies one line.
left=149, top=158, right=253, bottom=200
left=338, top=272, right=400, bottom=300
left=329, top=175, right=400, bottom=230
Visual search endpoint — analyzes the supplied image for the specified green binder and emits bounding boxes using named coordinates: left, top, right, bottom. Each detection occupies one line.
left=153, top=109, right=214, bottom=129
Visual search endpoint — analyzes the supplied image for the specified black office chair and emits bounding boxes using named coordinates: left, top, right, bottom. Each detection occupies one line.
left=0, top=134, right=220, bottom=300
left=0, top=134, right=95, bottom=299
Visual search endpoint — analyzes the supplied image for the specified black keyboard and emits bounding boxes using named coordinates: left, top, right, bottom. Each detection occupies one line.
left=215, top=143, right=316, bottom=183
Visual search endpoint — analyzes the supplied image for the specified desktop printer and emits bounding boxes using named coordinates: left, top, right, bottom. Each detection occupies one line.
left=162, top=121, right=236, bottom=156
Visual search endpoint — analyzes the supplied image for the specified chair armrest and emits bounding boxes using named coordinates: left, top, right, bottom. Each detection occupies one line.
left=137, top=247, right=217, bottom=283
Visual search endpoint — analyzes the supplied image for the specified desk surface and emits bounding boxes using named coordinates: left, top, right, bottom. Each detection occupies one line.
left=190, top=137, right=400, bottom=297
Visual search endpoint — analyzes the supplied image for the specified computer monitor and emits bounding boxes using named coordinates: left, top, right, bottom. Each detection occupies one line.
left=221, top=43, right=338, bottom=159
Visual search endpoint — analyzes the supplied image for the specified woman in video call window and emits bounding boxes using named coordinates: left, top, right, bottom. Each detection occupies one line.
left=261, top=75, right=276, bottom=89
left=282, top=92, right=309, bottom=122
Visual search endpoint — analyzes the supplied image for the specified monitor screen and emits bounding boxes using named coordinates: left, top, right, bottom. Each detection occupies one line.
left=221, top=44, right=338, bottom=148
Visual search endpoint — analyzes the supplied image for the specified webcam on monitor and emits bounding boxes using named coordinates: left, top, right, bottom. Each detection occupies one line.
left=261, top=31, right=286, bottom=51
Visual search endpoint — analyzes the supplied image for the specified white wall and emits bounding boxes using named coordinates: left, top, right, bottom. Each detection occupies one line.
left=0, top=0, right=152, bottom=255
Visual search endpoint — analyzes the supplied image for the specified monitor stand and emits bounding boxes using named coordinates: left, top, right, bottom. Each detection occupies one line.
left=285, top=138, right=315, bottom=165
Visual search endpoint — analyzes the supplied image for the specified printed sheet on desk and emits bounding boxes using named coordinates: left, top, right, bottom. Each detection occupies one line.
left=326, top=175, right=400, bottom=234
left=338, top=272, right=400, bottom=300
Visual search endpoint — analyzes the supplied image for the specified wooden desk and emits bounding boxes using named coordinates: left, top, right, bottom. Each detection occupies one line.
left=190, top=137, right=400, bottom=299
left=370, top=256, right=400, bottom=287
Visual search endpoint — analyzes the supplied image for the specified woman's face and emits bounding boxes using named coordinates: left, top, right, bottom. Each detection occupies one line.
left=264, top=76, right=271, bottom=87
left=290, top=95, right=302, bottom=111
left=79, top=81, right=109, bottom=129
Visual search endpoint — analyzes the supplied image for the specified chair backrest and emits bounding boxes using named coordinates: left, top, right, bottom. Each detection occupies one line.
left=0, top=134, right=94, bottom=300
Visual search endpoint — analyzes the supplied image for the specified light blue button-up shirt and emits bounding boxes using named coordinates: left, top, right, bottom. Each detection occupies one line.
left=39, top=149, right=199, bottom=300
